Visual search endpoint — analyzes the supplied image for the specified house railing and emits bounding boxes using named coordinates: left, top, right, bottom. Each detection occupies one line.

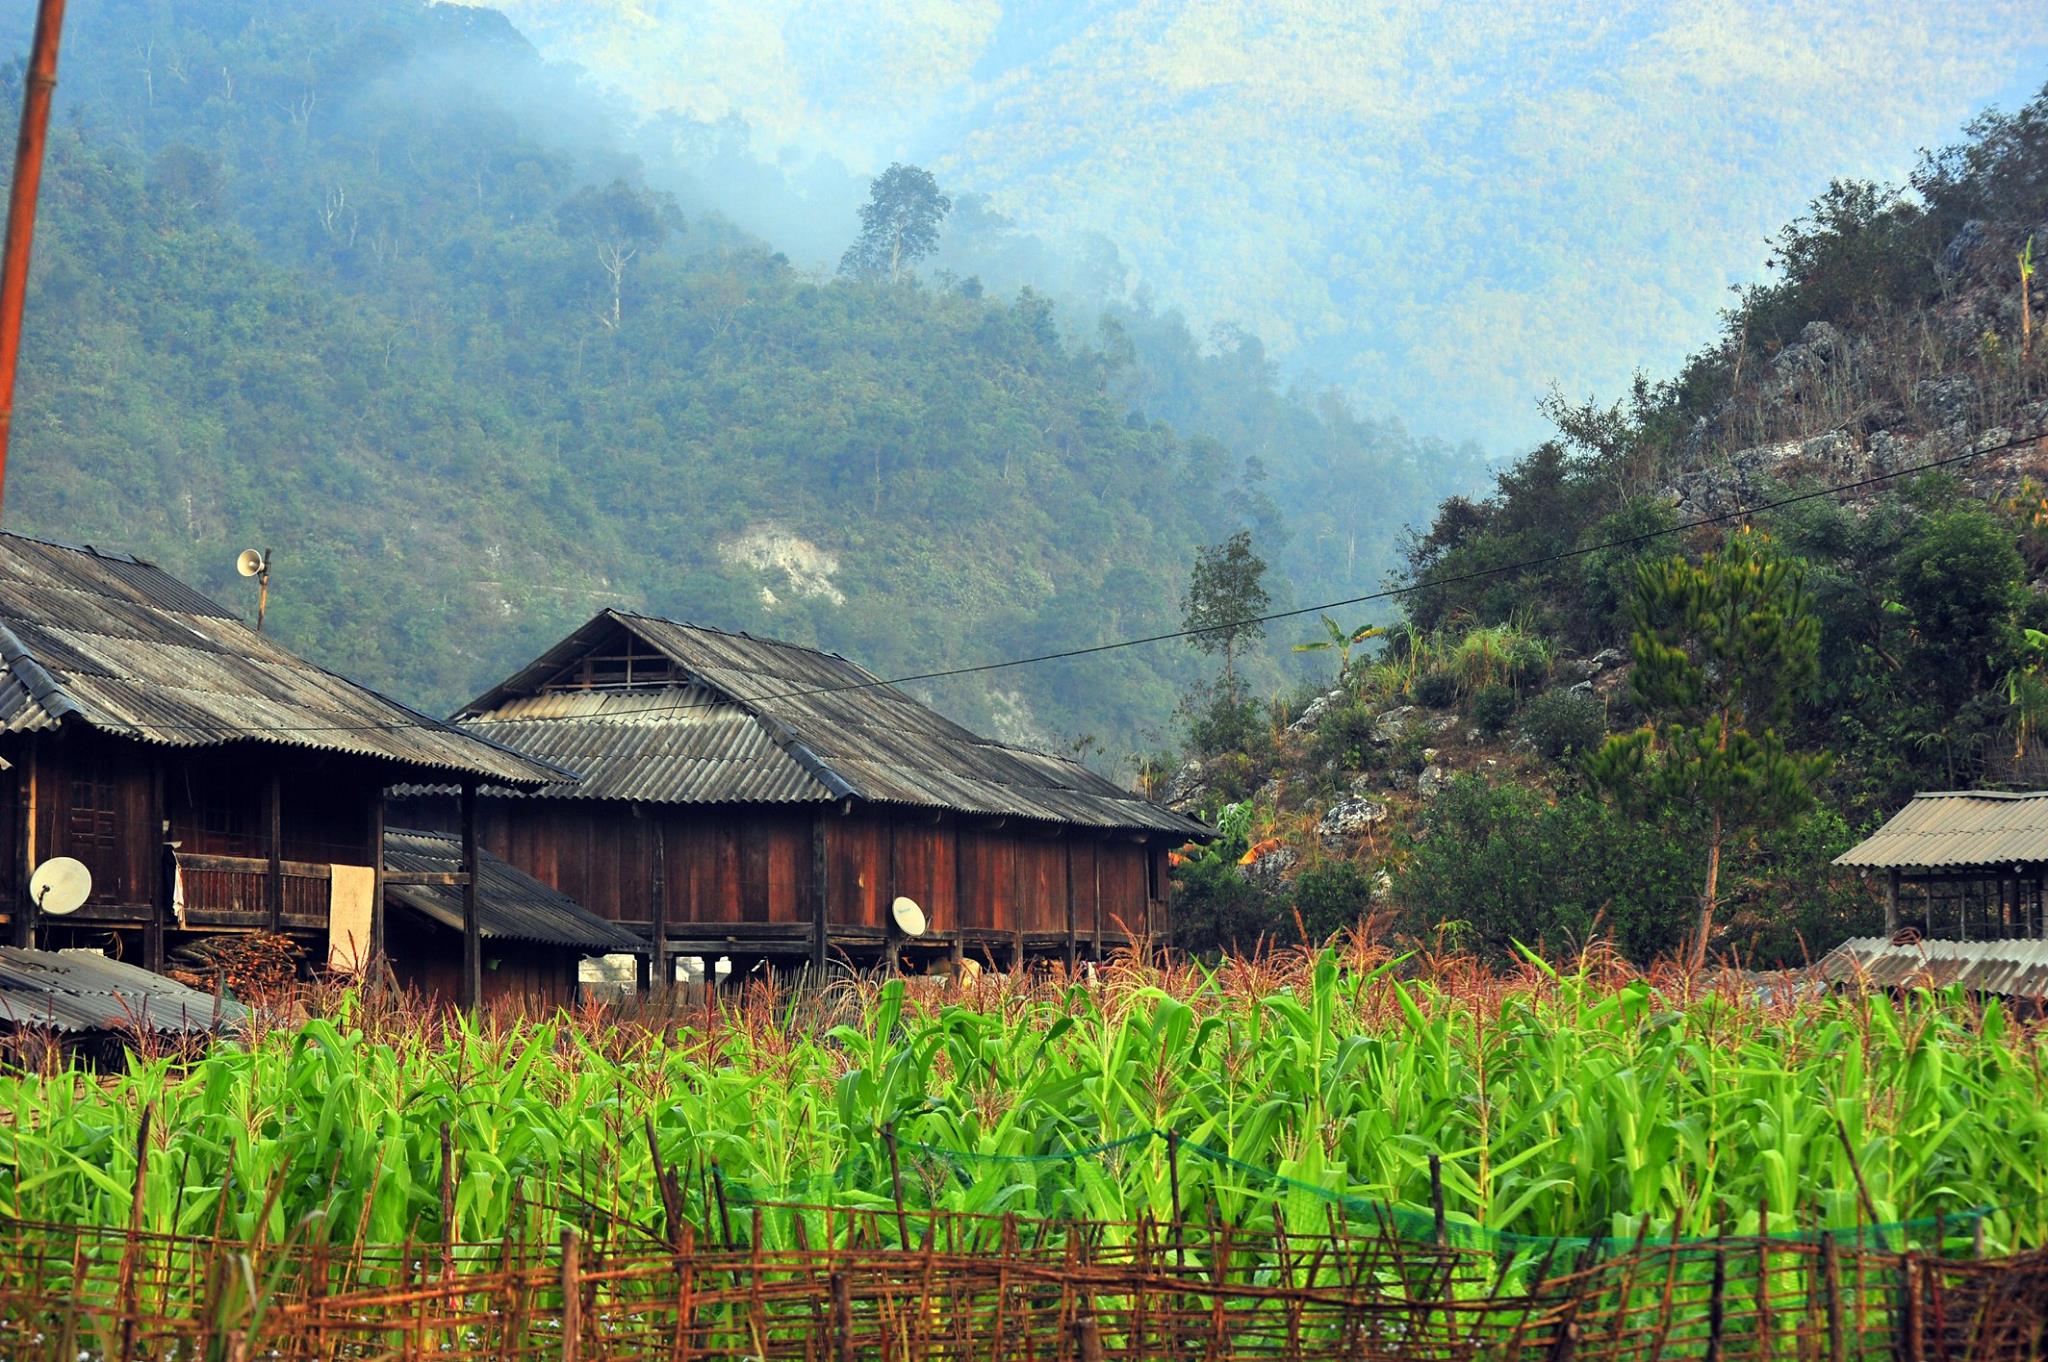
left=176, top=853, right=331, bottom=931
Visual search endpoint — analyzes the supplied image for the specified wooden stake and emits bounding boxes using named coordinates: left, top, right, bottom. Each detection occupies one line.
left=559, top=1225, right=580, bottom=1362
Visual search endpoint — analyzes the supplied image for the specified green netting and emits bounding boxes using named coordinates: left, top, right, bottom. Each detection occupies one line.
left=708, top=1122, right=2004, bottom=1256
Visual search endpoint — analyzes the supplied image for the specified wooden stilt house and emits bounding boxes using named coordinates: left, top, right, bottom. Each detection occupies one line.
left=0, top=531, right=562, bottom=998
left=397, top=610, right=1210, bottom=981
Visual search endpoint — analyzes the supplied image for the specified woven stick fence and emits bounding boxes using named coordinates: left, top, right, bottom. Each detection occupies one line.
left=3, top=1195, right=2046, bottom=1362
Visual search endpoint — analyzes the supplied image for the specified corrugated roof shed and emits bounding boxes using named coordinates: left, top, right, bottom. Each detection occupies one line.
left=0, top=532, right=561, bottom=786
left=1819, top=935, right=2048, bottom=996
left=452, top=610, right=1209, bottom=838
left=384, top=827, right=645, bottom=952
left=1834, top=791, right=2048, bottom=870
left=0, top=947, right=246, bottom=1034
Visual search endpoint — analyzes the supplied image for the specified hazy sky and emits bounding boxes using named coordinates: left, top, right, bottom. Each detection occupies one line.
left=494, top=0, right=2048, bottom=450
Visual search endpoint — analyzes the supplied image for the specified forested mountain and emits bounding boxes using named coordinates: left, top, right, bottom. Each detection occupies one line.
left=1167, top=82, right=2048, bottom=965
left=0, top=0, right=1476, bottom=760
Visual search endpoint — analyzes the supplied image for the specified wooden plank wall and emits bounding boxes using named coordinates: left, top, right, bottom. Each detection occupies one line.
left=460, top=796, right=1169, bottom=948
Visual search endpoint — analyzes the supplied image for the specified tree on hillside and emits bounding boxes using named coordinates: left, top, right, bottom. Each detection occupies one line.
left=1588, top=531, right=1825, bottom=968
left=557, top=179, right=683, bottom=329
left=1183, top=530, right=1270, bottom=705
left=840, top=164, right=951, bottom=282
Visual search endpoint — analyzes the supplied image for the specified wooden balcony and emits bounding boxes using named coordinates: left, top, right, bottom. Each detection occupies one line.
left=175, top=853, right=330, bottom=931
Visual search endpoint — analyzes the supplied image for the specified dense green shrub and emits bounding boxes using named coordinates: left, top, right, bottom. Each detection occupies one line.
left=1450, top=622, right=1552, bottom=696
left=1413, top=670, right=1458, bottom=709
left=1311, top=694, right=1382, bottom=769
left=1291, top=861, right=1377, bottom=941
left=1394, top=777, right=1697, bottom=962
left=1520, top=690, right=1606, bottom=760
left=1723, top=809, right=1883, bottom=966
left=1171, top=854, right=1278, bottom=956
left=1891, top=506, right=2026, bottom=716
left=1186, top=689, right=1268, bottom=761
left=1471, top=684, right=1518, bottom=736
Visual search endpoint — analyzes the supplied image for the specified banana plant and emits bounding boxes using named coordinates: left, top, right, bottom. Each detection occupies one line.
left=1293, top=613, right=1384, bottom=686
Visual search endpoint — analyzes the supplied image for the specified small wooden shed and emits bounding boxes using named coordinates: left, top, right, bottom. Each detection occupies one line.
left=1833, top=790, right=2048, bottom=940
left=397, top=610, right=1210, bottom=981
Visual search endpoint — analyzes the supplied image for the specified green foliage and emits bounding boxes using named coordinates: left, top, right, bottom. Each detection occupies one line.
left=1310, top=692, right=1382, bottom=771
left=1290, top=861, right=1377, bottom=941
left=1727, top=810, right=1883, bottom=967
left=1891, top=506, right=2026, bottom=717
left=1449, top=620, right=1552, bottom=696
left=1292, top=614, right=1383, bottom=685
left=1395, top=777, right=1698, bottom=963
left=9, top=974, right=2048, bottom=1252
left=839, top=163, right=951, bottom=281
left=1520, top=690, right=1605, bottom=760
left=1183, top=685, right=1267, bottom=764
left=1576, top=499, right=1679, bottom=638
left=1411, top=670, right=1458, bottom=709
left=1182, top=530, right=1271, bottom=702
left=1590, top=532, right=1826, bottom=957
left=1470, top=683, right=1517, bottom=736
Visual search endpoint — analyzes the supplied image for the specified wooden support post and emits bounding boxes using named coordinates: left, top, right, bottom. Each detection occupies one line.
left=1063, top=835, right=1078, bottom=974
left=460, top=780, right=481, bottom=1011
left=810, top=812, right=829, bottom=976
left=369, top=787, right=386, bottom=970
left=1886, top=868, right=1900, bottom=936
left=145, top=760, right=166, bottom=973
left=265, top=769, right=283, bottom=935
left=13, top=735, right=35, bottom=947
left=951, top=817, right=968, bottom=970
left=1091, top=840, right=1103, bottom=959
left=650, top=816, right=669, bottom=992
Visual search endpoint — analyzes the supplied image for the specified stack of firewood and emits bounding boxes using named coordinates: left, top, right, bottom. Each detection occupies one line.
left=166, top=933, right=303, bottom=997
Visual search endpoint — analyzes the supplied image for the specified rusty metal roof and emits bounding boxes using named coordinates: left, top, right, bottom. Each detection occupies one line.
left=0, top=947, right=246, bottom=1035
left=454, top=610, right=1209, bottom=837
left=0, top=532, right=561, bottom=786
left=1834, top=791, right=2048, bottom=871
left=1818, top=935, right=2048, bottom=996
left=384, top=828, right=645, bottom=952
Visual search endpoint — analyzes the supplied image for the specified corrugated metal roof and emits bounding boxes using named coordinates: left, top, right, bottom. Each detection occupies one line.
left=457, top=688, right=830, bottom=804
left=0, top=947, right=246, bottom=1034
left=384, top=828, right=645, bottom=952
left=454, top=610, right=1210, bottom=837
left=0, top=532, right=562, bottom=786
left=1818, top=935, right=2048, bottom=995
left=1834, top=791, right=2048, bottom=870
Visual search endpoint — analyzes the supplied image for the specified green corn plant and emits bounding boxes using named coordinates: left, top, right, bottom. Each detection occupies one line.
left=0, top=959, right=2044, bottom=1282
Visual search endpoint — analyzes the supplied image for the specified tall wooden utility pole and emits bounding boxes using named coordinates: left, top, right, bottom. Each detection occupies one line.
left=0, top=0, right=67, bottom=524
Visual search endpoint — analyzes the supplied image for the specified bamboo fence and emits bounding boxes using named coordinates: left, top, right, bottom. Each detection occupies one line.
left=2, top=1194, right=2045, bottom=1361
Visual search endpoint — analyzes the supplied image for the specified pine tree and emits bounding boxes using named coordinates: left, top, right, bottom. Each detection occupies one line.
left=1588, top=530, right=1825, bottom=968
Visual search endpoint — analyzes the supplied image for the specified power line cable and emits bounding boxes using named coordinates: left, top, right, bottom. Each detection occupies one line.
left=47, top=432, right=2039, bottom=741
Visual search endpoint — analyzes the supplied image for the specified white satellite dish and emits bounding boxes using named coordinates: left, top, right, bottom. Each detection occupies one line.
left=236, top=548, right=267, bottom=578
left=29, top=856, right=91, bottom=916
left=890, top=895, right=928, bottom=938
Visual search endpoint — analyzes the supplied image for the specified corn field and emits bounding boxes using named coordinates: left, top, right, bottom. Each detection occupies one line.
left=3, top=948, right=2045, bottom=1259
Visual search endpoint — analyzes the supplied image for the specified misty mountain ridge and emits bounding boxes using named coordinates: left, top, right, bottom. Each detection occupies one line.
left=0, top=0, right=1474, bottom=769
left=489, top=0, right=2048, bottom=450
